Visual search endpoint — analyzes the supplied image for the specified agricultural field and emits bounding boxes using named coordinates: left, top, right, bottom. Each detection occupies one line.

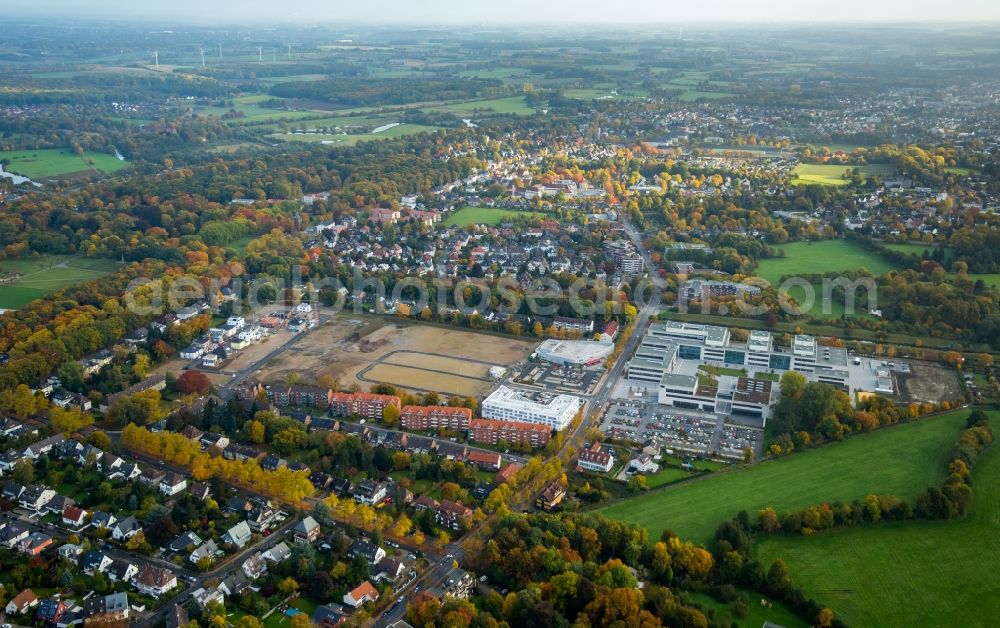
left=676, top=90, right=736, bottom=101
left=755, top=240, right=899, bottom=286
left=967, top=273, right=1000, bottom=288
left=255, top=314, right=537, bottom=397
left=0, top=255, right=122, bottom=310
left=446, top=206, right=549, bottom=227
left=754, top=411, right=1000, bottom=628
left=790, top=163, right=895, bottom=186
left=600, top=408, right=970, bottom=545
left=0, top=148, right=129, bottom=179
left=882, top=242, right=954, bottom=260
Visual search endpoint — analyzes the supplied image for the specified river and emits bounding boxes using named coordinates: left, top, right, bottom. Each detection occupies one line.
left=0, top=163, right=42, bottom=187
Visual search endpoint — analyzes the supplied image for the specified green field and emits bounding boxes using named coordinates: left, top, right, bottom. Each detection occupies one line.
left=0, top=255, right=121, bottom=309
left=968, top=273, right=1000, bottom=289
left=677, top=90, right=736, bottom=101
left=446, top=206, right=549, bottom=227
left=270, top=123, right=439, bottom=146
left=600, top=409, right=970, bottom=545
left=755, top=411, right=1000, bottom=627
left=0, top=149, right=129, bottom=179
left=790, top=163, right=895, bottom=186
left=882, top=242, right=953, bottom=260
left=755, top=240, right=899, bottom=286
left=425, top=96, right=535, bottom=116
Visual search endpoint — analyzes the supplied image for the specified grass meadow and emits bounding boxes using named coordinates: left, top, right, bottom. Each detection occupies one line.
left=0, top=255, right=121, bottom=309
left=600, top=408, right=971, bottom=545
left=446, top=206, right=549, bottom=227
left=1, top=148, right=129, bottom=179
left=754, top=239, right=899, bottom=286
left=754, top=411, right=1000, bottom=627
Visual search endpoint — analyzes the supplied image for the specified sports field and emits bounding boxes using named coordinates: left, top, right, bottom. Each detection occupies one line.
left=446, top=206, right=548, bottom=227
left=755, top=411, right=1000, bottom=627
left=600, top=409, right=969, bottom=545
left=0, top=149, right=129, bottom=179
left=0, top=255, right=122, bottom=309
left=755, top=240, right=898, bottom=286
left=790, top=163, right=894, bottom=186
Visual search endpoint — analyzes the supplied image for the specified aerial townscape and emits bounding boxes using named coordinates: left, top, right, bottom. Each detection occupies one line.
left=0, top=1, right=999, bottom=627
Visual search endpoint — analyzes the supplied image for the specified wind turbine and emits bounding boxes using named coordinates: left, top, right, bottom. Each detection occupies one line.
left=287, top=43, right=292, bottom=59
left=153, top=50, right=159, bottom=69
left=218, top=43, right=223, bottom=62
left=272, top=48, right=276, bottom=63
left=199, top=47, right=206, bottom=67
left=258, top=47, right=263, bottom=62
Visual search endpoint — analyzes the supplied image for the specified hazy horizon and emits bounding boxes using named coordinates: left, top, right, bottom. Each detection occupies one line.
left=6, top=0, right=1000, bottom=26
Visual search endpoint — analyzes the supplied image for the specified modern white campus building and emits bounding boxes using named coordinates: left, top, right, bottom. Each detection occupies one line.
left=625, top=321, right=889, bottom=426
left=481, top=385, right=583, bottom=430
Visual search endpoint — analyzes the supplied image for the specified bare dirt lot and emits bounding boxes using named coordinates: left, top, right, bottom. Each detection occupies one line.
left=895, top=362, right=963, bottom=403
left=256, top=314, right=538, bottom=396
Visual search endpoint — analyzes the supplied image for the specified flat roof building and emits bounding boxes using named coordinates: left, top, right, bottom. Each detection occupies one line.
left=481, top=386, right=582, bottom=431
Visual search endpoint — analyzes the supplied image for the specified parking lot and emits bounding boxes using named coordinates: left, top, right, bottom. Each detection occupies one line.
left=512, top=361, right=602, bottom=395
left=599, top=401, right=763, bottom=460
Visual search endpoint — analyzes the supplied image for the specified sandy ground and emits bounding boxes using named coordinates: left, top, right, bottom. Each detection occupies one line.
left=256, top=313, right=538, bottom=395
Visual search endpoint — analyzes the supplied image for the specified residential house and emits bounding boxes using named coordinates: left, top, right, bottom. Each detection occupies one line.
left=311, top=604, right=345, bottom=628
left=82, top=550, right=113, bottom=575
left=109, top=558, right=139, bottom=583
left=133, top=564, right=178, bottom=598
left=0, top=522, right=28, bottom=548
left=83, top=592, right=129, bottom=625
left=190, top=481, right=212, bottom=501
left=343, top=581, right=379, bottom=608
left=536, top=480, right=566, bottom=511
left=168, top=532, right=203, bottom=553
left=375, top=557, right=407, bottom=583
left=577, top=443, right=615, bottom=473
left=353, top=480, right=387, bottom=506
left=348, top=539, right=386, bottom=564
left=222, top=521, right=253, bottom=549
left=465, top=450, right=502, bottom=471
left=5, top=588, right=38, bottom=615
left=191, top=587, right=225, bottom=609
left=293, top=516, right=321, bottom=544
left=399, top=405, right=472, bottom=431
left=189, top=540, right=220, bottom=565
left=435, top=500, right=473, bottom=531
left=217, top=573, right=250, bottom=597
left=263, top=541, right=292, bottom=564
left=90, top=511, right=117, bottom=531
left=159, top=472, right=187, bottom=497
left=45, top=494, right=74, bottom=515
left=242, top=552, right=268, bottom=580
left=62, top=506, right=87, bottom=528
left=17, top=532, right=53, bottom=556
left=495, top=463, right=521, bottom=484
left=36, top=598, right=68, bottom=625
left=18, top=485, right=56, bottom=511
left=247, top=503, right=279, bottom=532
left=111, top=516, right=143, bottom=541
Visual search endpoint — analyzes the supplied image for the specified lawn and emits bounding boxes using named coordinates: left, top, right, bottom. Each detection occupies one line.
left=754, top=240, right=899, bottom=286
left=0, top=255, right=121, bottom=309
left=446, top=206, right=549, bottom=227
left=790, top=163, right=895, bottom=186
left=754, top=410, right=1000, bottom=627
left=0, top=148, right=129, bottom=179
left=642, top=467, right=700, bottom=488
left=263, top=597, right=318, bottom=628
left=600, top=409, right=970, bottom=545
left=882, top=242, right=953, bottom=260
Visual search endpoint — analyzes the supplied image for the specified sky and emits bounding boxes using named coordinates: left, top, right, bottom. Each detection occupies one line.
left=8, top=0, right=1000, bottom=24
